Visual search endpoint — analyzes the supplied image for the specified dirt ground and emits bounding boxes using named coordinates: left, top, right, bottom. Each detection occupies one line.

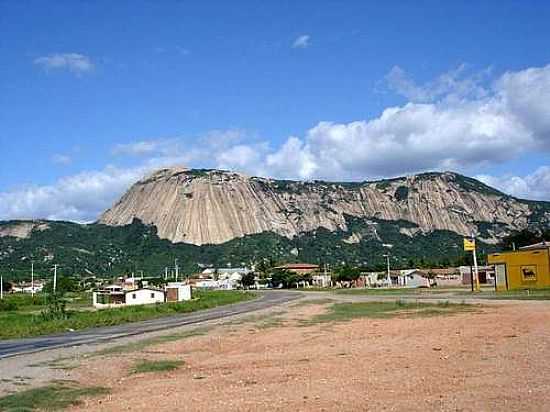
left=65, top=300, right=550, bottom=412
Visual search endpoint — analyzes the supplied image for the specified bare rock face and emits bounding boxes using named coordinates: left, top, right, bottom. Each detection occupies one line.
left=98, top=167, right=546, bottom=246
left=0, top=221, right=50, bottom=239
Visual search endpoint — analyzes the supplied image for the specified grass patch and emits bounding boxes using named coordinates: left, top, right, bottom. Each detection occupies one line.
left=334, top=288, right=457, bottom=296
left=470, top=288, right=550, bottom=300
left=0, top=383, right=109, bottom=411
left=131, top=359, right=184, bottom=374
left=255, top=316, right=285, bottom=329
left=224, top=310, right=287, bottom=326
left=291, top=298, right=335, bottom=307
left=0, top=290, right=254, bottom=340
left=304, top=300, right=476, bottom=324
left=95, top=327, right=210, bottom=356
left=296, top=287, right=333, bottom=292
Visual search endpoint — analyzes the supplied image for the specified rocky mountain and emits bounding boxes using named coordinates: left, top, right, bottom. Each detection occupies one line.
left=99, top=167, right=549, bottom=246
left=2, top=168, right=549, bottom=279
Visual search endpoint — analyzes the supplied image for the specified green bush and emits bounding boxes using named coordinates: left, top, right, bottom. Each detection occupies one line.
left=0, top=300, right=17, bottom=312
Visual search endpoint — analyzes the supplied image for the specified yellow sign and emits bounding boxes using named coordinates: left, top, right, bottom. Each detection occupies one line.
left=463, top=238, right=476, bottom=251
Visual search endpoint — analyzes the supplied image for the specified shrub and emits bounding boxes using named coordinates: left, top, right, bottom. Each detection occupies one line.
left=0, top=300, right=17, bottom=312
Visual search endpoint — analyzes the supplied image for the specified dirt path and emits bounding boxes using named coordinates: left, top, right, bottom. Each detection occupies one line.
left=67, top=300, right=550, bottom=411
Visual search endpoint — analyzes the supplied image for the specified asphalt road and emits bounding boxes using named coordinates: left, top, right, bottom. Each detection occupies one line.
left=0, top=290, right=300, bottom=359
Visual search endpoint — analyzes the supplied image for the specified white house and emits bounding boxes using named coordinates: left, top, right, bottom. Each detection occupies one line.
left=199, top=267, right=251, bottom=289
left=193, top=279, right=219, bottom=289
left=124, top=288, right=165, bottom=306
left=22, top=285, right=43, bottom=294
left=395, top=269, right=431, bottom=288
left=93, top=286, right=165, bottom=308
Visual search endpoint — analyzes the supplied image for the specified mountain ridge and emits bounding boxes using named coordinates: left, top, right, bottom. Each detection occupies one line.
left=97, top=167, right=549, bottom=246
left=1, top=168, right=549, bottom=279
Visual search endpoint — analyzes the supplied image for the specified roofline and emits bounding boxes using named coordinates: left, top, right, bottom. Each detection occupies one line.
left=123, top=287, right=165, bottom=294
left=490, top=248, right=550, bottom=255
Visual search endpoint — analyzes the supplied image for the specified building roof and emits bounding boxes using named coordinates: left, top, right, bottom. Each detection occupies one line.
left=519, top=241, right=550, bottom=250
left=202, top=267, right=250, bottom=274
left=274, top=263, right=319, bottom=270
left=123, top=287, right=165, bottom=294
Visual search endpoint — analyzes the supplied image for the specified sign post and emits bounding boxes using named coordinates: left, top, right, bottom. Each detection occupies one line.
left=464, top=237, right=480, bottom=292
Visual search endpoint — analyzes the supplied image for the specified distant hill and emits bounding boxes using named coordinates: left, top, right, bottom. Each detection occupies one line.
left=1, top=168, right=549, bottom=279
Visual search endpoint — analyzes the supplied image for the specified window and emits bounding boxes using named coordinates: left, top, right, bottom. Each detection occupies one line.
left=132, top=293, right=136, bottom=299
left=151, top=293, right=155, bottom=298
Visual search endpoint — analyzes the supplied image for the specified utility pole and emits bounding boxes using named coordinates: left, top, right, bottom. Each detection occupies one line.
left=174, top=259, right=179, bottom=282
left=385, top=254, right=391, bottom=287
left=53, top=264, right=58, bottom=293
left=31, top=262, right=34, bottom=297
left=0, top=275, right=3, bottom=300
left=472, top=233, right=480, bottom=292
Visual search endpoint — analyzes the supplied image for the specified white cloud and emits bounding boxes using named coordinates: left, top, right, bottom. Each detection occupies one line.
left=4, top=63, right=550, bottom=223
left=477, top=167, right=550, bottom=200
left=254, top=64, right=550, bottom=181
left=215, top=143, right=269, bottom=176
left=33, top=53, right=94, bottom=75
left=0, top=167, right=148, bottom=223
left=292, top=34, right=310, bottom=49
left=111, top=140, right=173, bottom=157
left=385, top=65, right=490, bottom=103
left=496, top=65, right=550, bottom=147
left=51, top=154, right=72, bottom=165
left=266, top=137, right=318, bottom=179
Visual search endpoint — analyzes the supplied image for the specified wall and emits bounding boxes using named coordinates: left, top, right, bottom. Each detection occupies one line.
left=488, top=249, right=550, bottom=290
left=166, top=283, right=191, bottom=301
left=125, top=289, right=165, bottom=306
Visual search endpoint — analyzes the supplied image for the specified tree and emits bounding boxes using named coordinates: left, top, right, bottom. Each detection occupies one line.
left=1, top=279, right=12, bottom=293
left=241, top=272, right=255, bottom=289
left=498, top=229, right=550, bottom=251
left=43, top=276, right=79, bottom=294
left=255, top=258, right=275, bottom=279
left=334, top=265, right=361, bottom=282
left=42, top=277, right=74, bottom=321
left=148, top=277, right=167, bottom=288
left=270, top=269, right=298, bottom=288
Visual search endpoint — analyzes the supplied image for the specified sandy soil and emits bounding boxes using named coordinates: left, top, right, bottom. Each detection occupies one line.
left=67, top=300, right=550, bottom=412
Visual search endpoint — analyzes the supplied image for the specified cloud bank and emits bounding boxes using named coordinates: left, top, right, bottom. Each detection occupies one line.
left=3, top=64, right=550, bottom=222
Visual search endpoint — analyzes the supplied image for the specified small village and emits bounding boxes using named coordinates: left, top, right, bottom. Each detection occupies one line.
left=3, top=239, right=550, bottom=310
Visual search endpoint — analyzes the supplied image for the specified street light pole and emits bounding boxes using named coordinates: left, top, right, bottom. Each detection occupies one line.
left=31, top=262, right=34, bottom=297
left=53, top=264, right=58, bottom=293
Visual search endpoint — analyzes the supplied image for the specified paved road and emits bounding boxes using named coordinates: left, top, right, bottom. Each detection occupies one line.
left=0, top=291, right=300, bottom=359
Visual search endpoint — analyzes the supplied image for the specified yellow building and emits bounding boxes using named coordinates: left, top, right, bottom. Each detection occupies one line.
left=488, top=242, right=550, bottom=291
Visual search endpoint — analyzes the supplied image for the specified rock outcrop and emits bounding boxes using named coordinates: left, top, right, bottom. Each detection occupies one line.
left=98, top=167, right=548, bottom=246
left=0, top=221, right=50, bottom=239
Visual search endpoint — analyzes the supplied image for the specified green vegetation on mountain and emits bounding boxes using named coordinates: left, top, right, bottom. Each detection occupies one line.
left=1, top=216, right=491, bottom=281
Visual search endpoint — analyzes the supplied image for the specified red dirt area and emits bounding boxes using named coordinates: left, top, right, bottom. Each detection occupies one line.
left=71, top=301, right=550, bottom=411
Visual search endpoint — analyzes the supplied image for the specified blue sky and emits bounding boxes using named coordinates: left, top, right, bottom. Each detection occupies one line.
left=1, top=0, right=550, bottom=221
